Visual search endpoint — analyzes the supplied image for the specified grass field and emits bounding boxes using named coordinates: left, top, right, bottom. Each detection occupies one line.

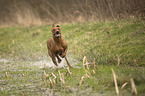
left=0, top=19, right=145, bottom=95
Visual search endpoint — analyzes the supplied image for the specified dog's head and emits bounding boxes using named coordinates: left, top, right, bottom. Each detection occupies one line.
left=52, top=24, right=61, bottom=38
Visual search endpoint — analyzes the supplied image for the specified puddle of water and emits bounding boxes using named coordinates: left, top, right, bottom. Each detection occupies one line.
left=30, top=56, right=78, bottom=69
left=0, top=58, right=9, bottom=65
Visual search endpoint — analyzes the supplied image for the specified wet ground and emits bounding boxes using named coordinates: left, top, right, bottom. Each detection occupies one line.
left=0, top=58, right=144, bottom=96
left=0, top=58, right=111, bottom=96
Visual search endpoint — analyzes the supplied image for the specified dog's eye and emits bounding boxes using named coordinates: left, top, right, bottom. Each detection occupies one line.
left=53, top=29, right=56, bottom=31
left=58, top=28, right=60, bottom=30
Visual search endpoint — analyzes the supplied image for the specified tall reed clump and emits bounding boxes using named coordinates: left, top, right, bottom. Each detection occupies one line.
left=0, top=0, right=144, bottom=26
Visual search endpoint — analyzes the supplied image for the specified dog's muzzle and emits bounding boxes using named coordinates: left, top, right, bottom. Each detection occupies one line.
left=54, top=31, right=61, bottom=38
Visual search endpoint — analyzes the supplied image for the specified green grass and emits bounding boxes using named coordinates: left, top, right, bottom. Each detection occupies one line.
left=1, top=19, right=144, bottom=65
left=0, top=19, right=145, bottom=95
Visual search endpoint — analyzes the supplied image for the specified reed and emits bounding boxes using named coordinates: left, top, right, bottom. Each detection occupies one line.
left=111, top=68, right=119, bottom=96
left=58, top=70, right=65, bottom=85
left=130, top=78, right=137, bottom=96
left=67, top=67, right=72, bottom=76
left=49, top=78, right=53, bottom=87
left=121, top=82, right=128, bottom=90
left=83, top=56, right=90, bottom=70
left=5, top=72, right=8, bottom=78
left=79, top=76, right=85, bottom=86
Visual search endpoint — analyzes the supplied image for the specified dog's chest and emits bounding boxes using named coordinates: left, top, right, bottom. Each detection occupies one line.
left=52, top=42, right=64, bottom=55
left=55, top=45, right=64, bottom=55
left=56, top=48, right=64, bottom=55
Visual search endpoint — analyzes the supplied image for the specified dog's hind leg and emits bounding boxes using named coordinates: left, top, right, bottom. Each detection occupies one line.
left=48, top=50, right=58, bottom=66
left=65, top=56, right=73, bottom=68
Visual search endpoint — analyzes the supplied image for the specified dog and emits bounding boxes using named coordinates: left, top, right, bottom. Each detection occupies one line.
left=47, top=24, right=72, bottom=68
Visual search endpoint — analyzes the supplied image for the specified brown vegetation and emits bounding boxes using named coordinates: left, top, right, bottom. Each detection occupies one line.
left=0, top=0, right=144, bottom=26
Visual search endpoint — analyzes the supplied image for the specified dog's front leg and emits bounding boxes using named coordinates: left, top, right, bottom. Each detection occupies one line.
left=56, top=54, right=62, bottom=63
left=52, top=55, right=58, bottom=66
left=61, top=47, right=73, bottom=68
left=61, top=47, right=67, bottom=58
left=48, top=50, right=58, bottom=66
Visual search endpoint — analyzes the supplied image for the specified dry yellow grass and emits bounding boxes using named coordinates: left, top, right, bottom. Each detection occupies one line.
left=0, top=0, right=144, bottom=27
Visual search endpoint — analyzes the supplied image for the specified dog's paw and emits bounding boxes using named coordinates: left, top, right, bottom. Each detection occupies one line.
left=60, top=54, right=65, bottom=58
left=58, top=59, right=62, bottom=63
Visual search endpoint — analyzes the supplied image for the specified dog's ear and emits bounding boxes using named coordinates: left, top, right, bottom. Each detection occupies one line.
left=52, top=24, right=55, bottom=27
left=56, top=24, right=60, bottom=27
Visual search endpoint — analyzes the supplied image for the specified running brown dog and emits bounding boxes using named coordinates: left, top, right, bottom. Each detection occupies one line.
left=47, top=24, right=72, bottom=68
